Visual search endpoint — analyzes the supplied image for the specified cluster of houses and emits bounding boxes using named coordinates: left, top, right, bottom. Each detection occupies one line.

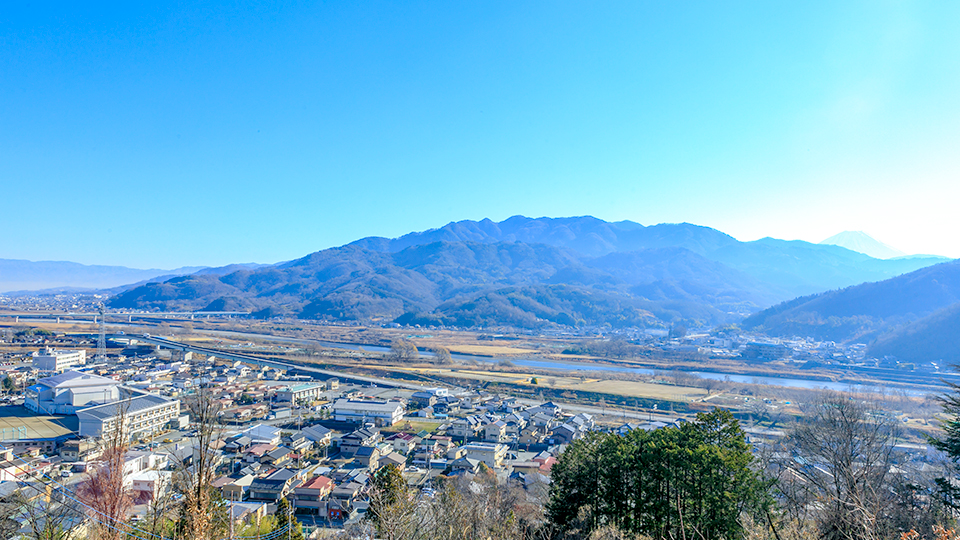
left=0, top=339, right=700, bottom=533
left=203, top=401, right=586, bottom=525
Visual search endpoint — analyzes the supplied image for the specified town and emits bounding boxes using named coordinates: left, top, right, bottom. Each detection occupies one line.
left=0, top=314, right=952, bottom=540
left=0, top=332, right=622, bottom=537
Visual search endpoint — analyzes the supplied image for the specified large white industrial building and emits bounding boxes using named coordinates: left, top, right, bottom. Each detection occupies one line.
left=25, top=370, right=180, bottom=441
left=25, top=371, right=120, bottom=415
left=332, top=398, right=405, bottom=426
left=31, top=348, right=87, bottom=373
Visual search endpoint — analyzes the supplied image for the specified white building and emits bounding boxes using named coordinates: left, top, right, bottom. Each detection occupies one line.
left=242, top=424, right=282, bottom=445
left=130, top=469, right=172, bottom=504
left=332, top=399, right=405, bottom=426
left=25, top=371, right=120, bottom=415
left=77, top=393, right=180, bottom=440
left=462, top=443, right=508, bottom=468
left=276, top=383, right=324, bottom=404
left=31, top=348, right=87, bottom=373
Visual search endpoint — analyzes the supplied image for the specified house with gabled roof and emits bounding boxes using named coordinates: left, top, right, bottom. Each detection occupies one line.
left=292, top=475, right=333, bottom=513
left=261, top=446, right=292, bottom=467
left=353, top=445, right=381, bottom=470
left=301, top=424, right=333, bottom=446
left=384, top=432, right=418, bottom=455
left=484, top=420, right=508, bottom=443
left=242, top=424, right=282, bottom=445
left=248, top=468, right=302, bottom=502
left=340, top=427, right=381, bottom=458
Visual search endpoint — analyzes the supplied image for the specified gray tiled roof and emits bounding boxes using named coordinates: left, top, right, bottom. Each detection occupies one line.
left=77, top=393, right=174, bottom=419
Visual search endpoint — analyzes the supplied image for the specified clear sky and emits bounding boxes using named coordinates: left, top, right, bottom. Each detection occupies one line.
left=2, top=1, right=959, bottom=268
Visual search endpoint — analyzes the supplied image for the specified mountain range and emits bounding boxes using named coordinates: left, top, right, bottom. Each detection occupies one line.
left=0, top=259, right=206, bottom=294
left=107, top=216, right=949, bottom=330
left=0, top=260, right=269, bottom=295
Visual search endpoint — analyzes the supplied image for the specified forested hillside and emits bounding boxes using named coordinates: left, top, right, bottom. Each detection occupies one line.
left=110, top=216, right=948, bottom=330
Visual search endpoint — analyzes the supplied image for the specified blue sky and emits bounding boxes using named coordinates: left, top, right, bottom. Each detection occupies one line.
left=2, top=1, right=959, bottom=268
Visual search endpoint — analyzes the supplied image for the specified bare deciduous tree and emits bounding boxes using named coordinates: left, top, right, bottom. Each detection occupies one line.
left=174, top=385, right=228, bottom=540
left=389, top=339, right=419, bottom=362
left=335, top=476, right=550, bottom=540
left=15, top=490, right=86, bottom=540
left=775, top=393, right=898, bottom=540
left=76, top=403, right=133, bottom=540
left=431, top=347, right=452, bottom=365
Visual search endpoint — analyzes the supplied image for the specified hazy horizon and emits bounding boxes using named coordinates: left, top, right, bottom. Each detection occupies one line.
left=0, top=217, right=940, bottom=270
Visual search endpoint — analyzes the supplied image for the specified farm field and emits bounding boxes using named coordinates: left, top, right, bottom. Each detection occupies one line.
left=387, top=366, right=709, bottom=402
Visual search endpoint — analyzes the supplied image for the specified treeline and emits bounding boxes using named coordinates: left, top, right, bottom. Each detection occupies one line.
left=561, top=338, right=647, bottom=359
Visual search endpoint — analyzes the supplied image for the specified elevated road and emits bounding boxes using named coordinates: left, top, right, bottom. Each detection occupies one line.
left=117, top=334, right=415, bottom=389
left=0, top=310, right=248, bottom=320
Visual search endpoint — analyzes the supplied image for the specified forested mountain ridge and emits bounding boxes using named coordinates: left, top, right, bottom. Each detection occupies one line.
left=350, top=216, right=739, bottom=258
left=743, top=259, right=960, bottom=345
left=109, top=216, right=949, bottom=329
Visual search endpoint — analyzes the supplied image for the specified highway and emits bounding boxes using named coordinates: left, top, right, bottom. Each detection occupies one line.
left=120, top=334, right=421, bottom=388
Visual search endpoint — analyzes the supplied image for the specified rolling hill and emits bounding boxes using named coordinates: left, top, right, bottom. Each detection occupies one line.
left=866, top=303, right=960, bottom=364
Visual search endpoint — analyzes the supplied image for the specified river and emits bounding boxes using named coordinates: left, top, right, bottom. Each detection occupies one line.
left=186, top=328, right=943, bottom=395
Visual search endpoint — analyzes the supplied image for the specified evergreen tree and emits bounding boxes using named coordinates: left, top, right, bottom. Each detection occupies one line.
left=272, top=497, right=304, bottom=540
left=547, top=408, right=769, bottom=540
left=930, top=381, right=960, bottom=509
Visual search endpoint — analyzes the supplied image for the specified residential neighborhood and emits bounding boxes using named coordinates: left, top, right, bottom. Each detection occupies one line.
left=0, top=335, right=645, bottom=536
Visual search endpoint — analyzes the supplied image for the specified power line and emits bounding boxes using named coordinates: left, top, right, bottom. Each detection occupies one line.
left=0, top=443, right=293, bottom=540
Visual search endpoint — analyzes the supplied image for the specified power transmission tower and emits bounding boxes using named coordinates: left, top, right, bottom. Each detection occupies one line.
left=96, top=303, right=107, bottom=361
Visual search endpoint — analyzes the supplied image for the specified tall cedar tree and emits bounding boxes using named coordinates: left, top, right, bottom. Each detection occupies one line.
left=931, top=379, right=960, bottom=509
left=273, top=497, right=305, bottom=540
left=546, top=408, right=769, bottom=540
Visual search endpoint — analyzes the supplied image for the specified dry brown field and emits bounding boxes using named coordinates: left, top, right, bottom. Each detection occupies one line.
left=385, top=366, right=708, bottom=402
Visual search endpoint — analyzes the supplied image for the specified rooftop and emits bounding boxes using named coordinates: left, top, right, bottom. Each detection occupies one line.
left=334, top=399, right=403, bottom=413
left=34, top=371, right=119, bottom=390
left=300, top=475, right=332, bottom=490
left=285, top=383, right=322, bottom=392
left=76, top=393, right=175, bottom=420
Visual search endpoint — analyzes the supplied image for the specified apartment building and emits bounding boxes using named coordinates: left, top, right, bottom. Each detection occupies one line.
left=276, top=383, right=324, bottom=405
left=77, top=393, right=180, bottom=440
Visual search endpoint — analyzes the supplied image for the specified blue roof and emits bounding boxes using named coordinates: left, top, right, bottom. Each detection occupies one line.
left=287, top=383, right=322, bottom=392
